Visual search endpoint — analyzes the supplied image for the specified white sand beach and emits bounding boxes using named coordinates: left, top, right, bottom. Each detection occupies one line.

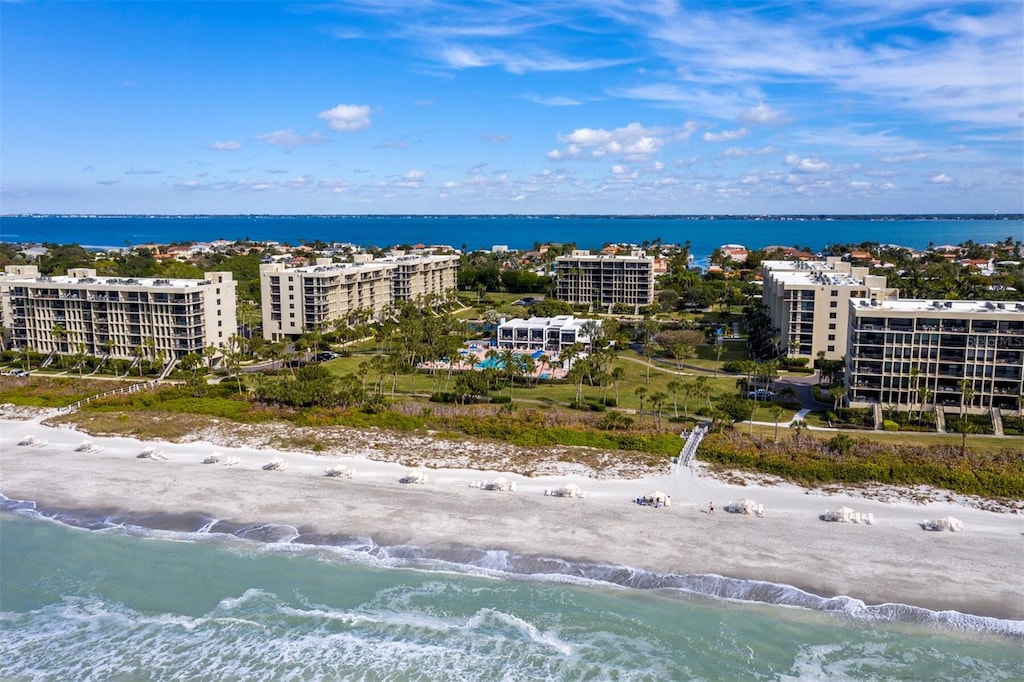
left=2, top=416, right=1022, bottom=620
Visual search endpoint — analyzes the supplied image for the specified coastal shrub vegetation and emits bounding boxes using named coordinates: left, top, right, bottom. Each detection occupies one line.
left=697, top=431, right=1024, bottom=498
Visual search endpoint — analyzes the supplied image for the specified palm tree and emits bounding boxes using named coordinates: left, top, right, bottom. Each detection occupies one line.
left=680, top=380, right=694, bottom=419
left=635, top=386, right=648, bottom=420
left=609, top=366, right=625, bottom=405
left=829, top=384, right=847, bottom=411
left=666, top=379, right=681, bottom=417
left=650, top=391, right=668, bottom=430
left=770, top=404, right=785, bottom=442
left=713, top=343, right=725, bottom=377
left=500, top=348, right=521, bottom=399
left=918, top=385, right=933, bottom=423
left=694, top=376, right=712, bottom=411
left=957, top=378, right=974, bottom=419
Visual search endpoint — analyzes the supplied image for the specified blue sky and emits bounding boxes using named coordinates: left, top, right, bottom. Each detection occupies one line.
left=2, top=1, right=1022, bottom=215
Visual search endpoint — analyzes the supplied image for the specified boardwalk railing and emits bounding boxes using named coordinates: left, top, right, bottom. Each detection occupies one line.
left=59, top=379, right=160, bottom=413
left=677, top=421, right=711, bottom=468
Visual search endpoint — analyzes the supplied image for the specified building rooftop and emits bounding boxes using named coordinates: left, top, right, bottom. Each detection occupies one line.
left=850, top=298, right=1024, bottom=315
left=5, top=272, right=226, bottom=289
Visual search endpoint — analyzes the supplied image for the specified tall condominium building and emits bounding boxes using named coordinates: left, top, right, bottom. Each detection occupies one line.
left=845, top=298, right=1024, bottom=414
left=2, top=265, right=236, bottom=361
left=555, top=250, right=654, bottom=309
left=259, top=254, right=459, bottom=341
left=761, top=257, right=896, bottom=361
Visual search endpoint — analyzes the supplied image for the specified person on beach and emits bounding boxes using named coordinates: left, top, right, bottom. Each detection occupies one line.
left=709, top=502, right=714, bottom=514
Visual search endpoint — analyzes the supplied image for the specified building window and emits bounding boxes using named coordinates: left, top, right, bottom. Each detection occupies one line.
left=829, top=301, right=838, bottom=308
left=831, top=289, right=838, bottom=296
left=828, top=334, right=835, bottom=341
left=828, top=345, right=835, bottom=352
left=829, top=312, right=837, bottom=319
left=828, top=323, right=836, bottom=330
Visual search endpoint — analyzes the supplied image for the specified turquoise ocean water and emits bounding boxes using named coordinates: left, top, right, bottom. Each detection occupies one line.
left=2, top=498, right=1022, bottom=681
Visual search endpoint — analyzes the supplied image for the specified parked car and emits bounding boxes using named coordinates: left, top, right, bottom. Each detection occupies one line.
left=313, top=351, right=340, bottom=362
left=747, top=388, right=774, bottom=400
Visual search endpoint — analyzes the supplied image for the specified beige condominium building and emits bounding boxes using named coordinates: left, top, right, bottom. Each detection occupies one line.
left=555, top=249, right=654, bottom=310
left=2, top=265, right=236, bottom=362
left=761, top=257, right=896, bottom=361
left=260, top=254, right=459, bottom=341
left=845, top=298, right=1024, bottom=414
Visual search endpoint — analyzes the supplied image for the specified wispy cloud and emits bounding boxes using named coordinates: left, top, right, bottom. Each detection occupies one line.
left=737, top=102, right=785, bottom=126
left=438, top=45, right=632, bottom=74
left=209, top=140, right=242, bottom=151
left=522, top=94, right=583, bottom=106
left=702, top=127, right=748, bottom=142
left=479, top=133, right=508, bottom=143
left=255, top=129, right=324, bottom=148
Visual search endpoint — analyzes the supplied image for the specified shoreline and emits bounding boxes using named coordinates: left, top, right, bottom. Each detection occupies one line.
left=3, top=417, right=1023, bottom=622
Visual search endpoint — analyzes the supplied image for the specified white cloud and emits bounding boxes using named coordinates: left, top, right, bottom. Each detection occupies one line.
left=929, top=173, right=953, bottom=184
left=702, top=127, right=748, bottom=142
left=209, top=140, right=242, bottom=151
left=125, top=168, right=164, bottom=175
left=285, top=175, right=314, bottom=190
left=395, top=169, right=427, bottom=188
left=737, top=102, right=785, bottom=125
left=97, top=179, right=120, bottom=186
left=850, top=181, right=872, bottom=190
left=784, top=154, right=830, bottom=173
left=256, top=129, right=324, bottom=148
left=318, top=178, right=349, bottom=194
left=548, top=122, right=669, bottom=162
left=318, top=104, right=372, bottom=132
left=479, top=133, right=508, bottom=143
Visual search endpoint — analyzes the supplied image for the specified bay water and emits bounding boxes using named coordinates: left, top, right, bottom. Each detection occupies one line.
left=2, top=215, right=1020, bottom=258
left=2, top=503, right=1021, bottom=681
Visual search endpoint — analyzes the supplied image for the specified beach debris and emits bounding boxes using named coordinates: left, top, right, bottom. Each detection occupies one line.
left=75, top=440, right=104, bottom=453
left=924, top=515, right=964, bottom=532
left=223, top=456, right=240, bottom=466
left=137, top=447, right=166, bottom=460
left=545, top=483, right=585, bottom=498
left=263, top=457, right=288, bottom=471
left=636, top=491, right=670, bottom=507
left=725, top=498, right=763, bottom=516
left=18, top=435, right=47, bottom=447
left=822, top=506, right=872, bottom=523
left=399, top=470, right=428, bottom=484
left=202, top=451, right=222, bottom=464
left=325, top=464, right=354, bottom=478
left=470, top=477, right=516, bottom=492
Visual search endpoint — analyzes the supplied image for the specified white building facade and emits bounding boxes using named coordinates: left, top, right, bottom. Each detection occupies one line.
left=496, top=315, right=601, bottom=354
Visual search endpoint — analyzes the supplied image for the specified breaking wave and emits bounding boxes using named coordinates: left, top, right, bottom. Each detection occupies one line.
left=3, top=493, right=1021, bottom=639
